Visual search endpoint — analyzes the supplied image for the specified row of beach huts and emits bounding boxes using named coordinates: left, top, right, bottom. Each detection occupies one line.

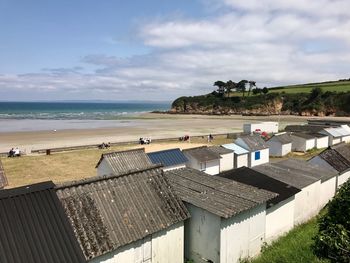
left=0, top=122, right=350, bottom=263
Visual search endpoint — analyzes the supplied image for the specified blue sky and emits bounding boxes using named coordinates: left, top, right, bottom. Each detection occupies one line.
left=0, top=0, right=350, bottom=101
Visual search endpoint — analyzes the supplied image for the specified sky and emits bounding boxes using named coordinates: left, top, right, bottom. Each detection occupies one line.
left=0, top=0, right=350, bottom=101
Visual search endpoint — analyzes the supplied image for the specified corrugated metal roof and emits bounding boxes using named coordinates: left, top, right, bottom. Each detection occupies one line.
left=276, top=159, right=337, bottom=183
left=165, top=168, right=277, bottom=218
left=0, top=181, right=86, bottom=263
left=332, top=143, right=350, bottom=161
left=222, top=143, right=249, bottom=155
left=268, top=133, right=293, bottom=144
left=253, top=161, right=321, bottom=189
left=208, top=145, right=234, bottom=155
left=317, top=147, right=350, bottom=173
left=285, top=125, right=325, bottom=133
left=56, top=167, right=190, bottom=260
left=236, top=134, right=269, bottom=151
left=147, top=148, right=188, bottom=167
left=183, top=146, right=221, bottom=162
left=218, top=167, right=300, bottom=207
left=96, top=148, right=154, bottom=175
left=323, top=127, right=343, bottom=138
left=0, top=160, right=8, bottom=189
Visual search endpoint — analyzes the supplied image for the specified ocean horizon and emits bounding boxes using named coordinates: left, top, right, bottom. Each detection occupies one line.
left=0, top=101, right=171, bottom=120
left=0, top=101, right=171, bottom=132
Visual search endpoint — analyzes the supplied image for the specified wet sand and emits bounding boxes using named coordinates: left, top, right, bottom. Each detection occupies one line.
left=0, top=113, right=341, bottom=153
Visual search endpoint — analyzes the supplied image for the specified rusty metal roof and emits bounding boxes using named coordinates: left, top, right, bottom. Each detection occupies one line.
left=95, top=148, right=155, bottom=175
left=0, top=181, right=86, bottom=263
left=55, top=167, right=190, bottom=260
left=0, top=160, right=7, bottom=189
left=165, top=168, right=277, bottom=218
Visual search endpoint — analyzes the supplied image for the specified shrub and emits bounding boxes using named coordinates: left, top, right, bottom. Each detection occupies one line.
left=313, top=180, right=350, bottom=262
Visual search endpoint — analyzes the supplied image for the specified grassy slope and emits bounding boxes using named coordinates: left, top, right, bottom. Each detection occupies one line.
left=229, top=80, right=350, bottom=96
left=249, top=217, right=329, bottom=263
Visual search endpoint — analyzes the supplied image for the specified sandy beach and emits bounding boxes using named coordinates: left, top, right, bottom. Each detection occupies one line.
left=1, top=113, right=347, bottom=153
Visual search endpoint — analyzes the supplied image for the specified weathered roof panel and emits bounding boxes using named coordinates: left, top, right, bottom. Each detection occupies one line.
left=0, top=181, right=86, bottom=263
left=219, top=167, right=300, bottom=207
left=165, top=168, right=277, bottom=218
left=268, top=133, right=293, bottom=144
left=96, top=148, right=154, bottom=175
left=147, top=148, right=188, bottom=167
left=291, top=132, right=316, bottom=140
left=236, top=134, right=269, bottom=151
left=208, top=146, right=234, bottom=155
left=56, top=167, right=190, bottom=260
left=318, top=147, right=350, bottom=173
left=332, top=143, right=350, bottom=161
left=183, top=146, right=221, bottom=162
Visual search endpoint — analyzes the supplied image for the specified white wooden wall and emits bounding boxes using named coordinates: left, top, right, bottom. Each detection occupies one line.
left=315, top=137, right=329, bottom=149
left=268, top=142, right=291, bottom=157
left=90, top=222, right=184, bottom=263
left=219, top=153, right=234, bottom=172
left=338, top=171, right=350, bottom=188
left=294, top=181, right=321, bottom=225
left=97, top=159, right=113, bottom=176
left=220, top=203, right=266, bottom=263
left=320, top=177, right=336, bottom=208
left=341, top=135, right=350, bottom=143
left=250, top=148, right=269, bottom=167
left=235, top=154, right=248, bottom=168
left=184, top=154, right=220, bottom=175
left=265, top=196, right=295, bottom=243
left=184, top=204, right=221, bottom=263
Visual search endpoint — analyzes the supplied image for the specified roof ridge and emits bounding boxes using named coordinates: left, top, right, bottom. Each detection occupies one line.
left=0, top=181, right=54, bottom=199
left=147, top=148, right=181, bottom=154
left=56, top=164, right=163, bottom=190
left=102, top=147, right=145, bottom=157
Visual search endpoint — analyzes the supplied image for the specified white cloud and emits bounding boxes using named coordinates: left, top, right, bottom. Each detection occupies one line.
left=1, top=0, right=350, bottom=100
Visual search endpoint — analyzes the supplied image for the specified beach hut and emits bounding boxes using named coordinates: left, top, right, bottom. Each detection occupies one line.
left=243, top=122, right=279, bottom=134
left=183, top=146, right=221, bottom=175
left=219, top=167, right=300, bottom=243
left=147, top=148, right=188, bottom=171
left=0, top=160, right=8, bottom=189
left=165, top=168, right=276, bottom=263
left=235, top=134, right=269, bottom=167
left=253, top=159, right=335, bottom=224
left=266, top=132, right=292, bottom=157
left=319, top=127, right=343, bottom=145
left=0, top=181, right=86, bottom=263
left=95, top=148, right=155, bottom=176
left=56, top=166, right=190, bottom=263
left=222, top=143, right=249, bottom=168
left=208, top=146, right=234, bottom=172
left=290, top=133, right=316, bottom=152
left=309, top=144, right=350, bottom=188
left=311, top=133, right=329, bottom=149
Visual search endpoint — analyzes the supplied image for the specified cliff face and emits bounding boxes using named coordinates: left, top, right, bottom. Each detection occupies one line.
left=170, top=92, right=350, bottom=116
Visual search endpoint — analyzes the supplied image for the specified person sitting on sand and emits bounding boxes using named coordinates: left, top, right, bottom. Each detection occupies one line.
left=14, top=147, right=20, bottom=157
left=8, top=148, right=14, bottom=157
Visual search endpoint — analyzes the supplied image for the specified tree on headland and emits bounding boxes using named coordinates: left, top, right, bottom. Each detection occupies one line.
left=248, top=81, right=256, bottom=97
left=262, top=87, right=269, bottom=94
left=237, top=80, right=248, bottom=97
left=225, top=80, right=236, bottom=98
left=213, top=81, right=226, bottom=97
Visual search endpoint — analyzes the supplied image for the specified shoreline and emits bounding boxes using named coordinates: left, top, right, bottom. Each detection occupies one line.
left=1, top=113, right=349, bottom=153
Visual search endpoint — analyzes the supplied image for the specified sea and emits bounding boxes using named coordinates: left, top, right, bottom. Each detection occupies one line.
left=0, top=101, right=170, bottom=132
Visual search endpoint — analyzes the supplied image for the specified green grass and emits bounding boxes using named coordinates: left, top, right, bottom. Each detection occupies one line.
left=229, top=80, right=350, bottom=96
left=246, top=217, right=330, bottom=263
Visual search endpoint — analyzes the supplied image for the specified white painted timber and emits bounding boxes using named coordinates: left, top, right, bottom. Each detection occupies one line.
left=265, top=196, right=295, bottom=243
left=97, top=158, right=113, bottom=176
left=294, top=181, right=321, bottom=225
left=219, top=152, right=234, bottom=172
left=185, top=204, right=221, bottom=263
left=320, top=177, right=336, bottom=208
left=315, top=136, right=329, bottom=149
left=91, top=222, right=184, bottom=263
left=184, top=153, right=220, bottom=175
left=338, top=171, right=350, bottom=188
left=291, top=136, right=315, bottom=152
left=249, top=148, right=269, bottom=167
left=235, top=154, right=248, bottom=168
left=243, top=122, right=279, bottom=134
left=268, top=141, right=292, bottom=157
left=220, top=203, right=266, bottom=263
